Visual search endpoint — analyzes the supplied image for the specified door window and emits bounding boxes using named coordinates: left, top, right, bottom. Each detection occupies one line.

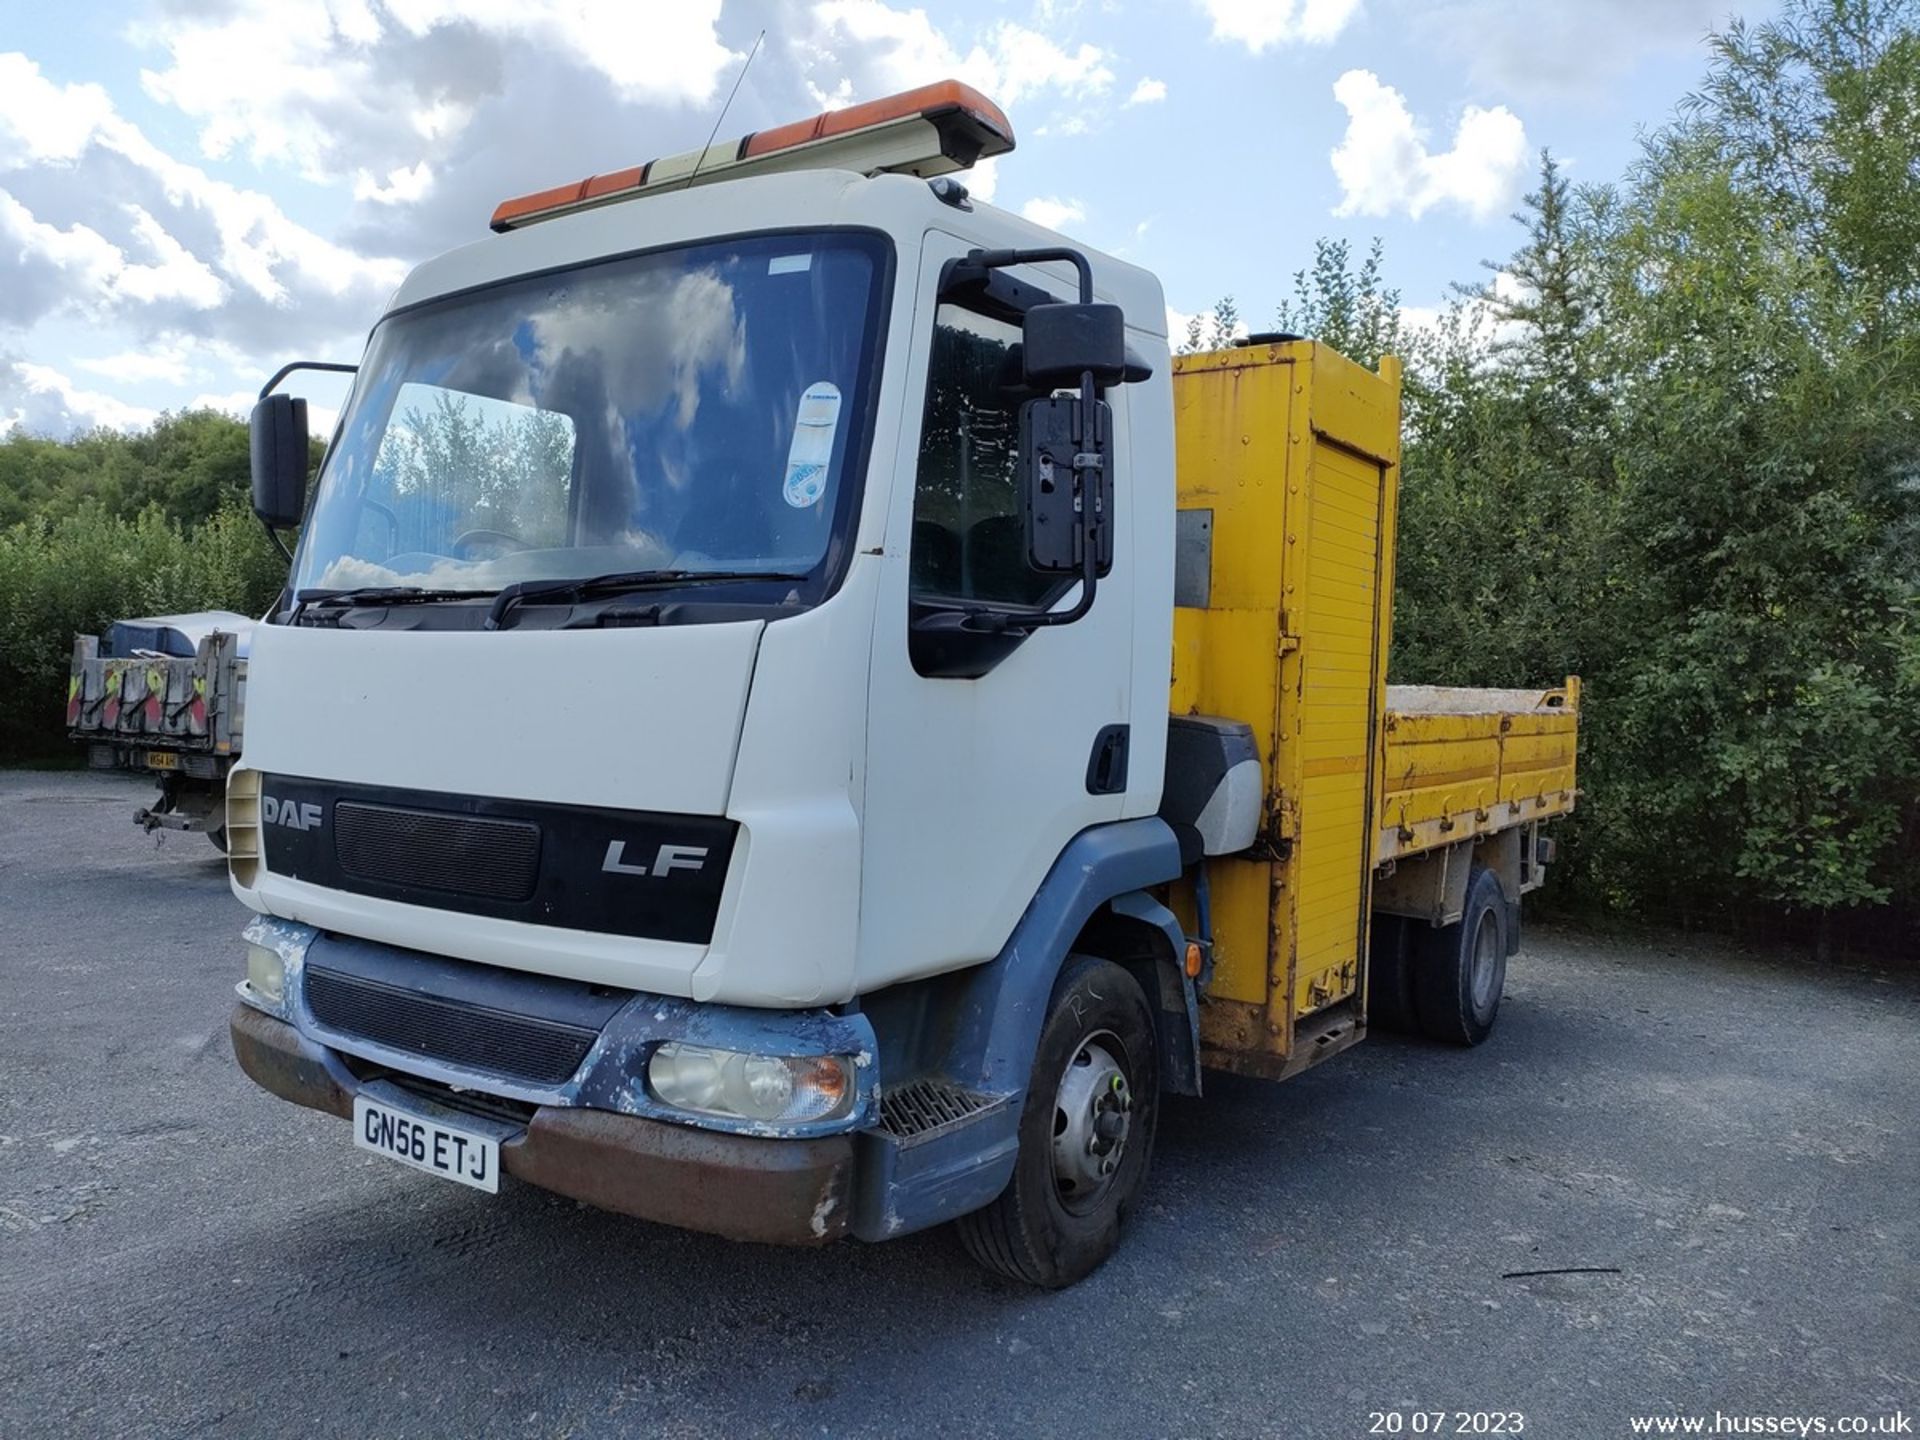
left=909, top=304, right=1057, bottom=608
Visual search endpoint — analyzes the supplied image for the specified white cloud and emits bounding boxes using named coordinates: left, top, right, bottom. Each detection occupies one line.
left=0, top=190, right=222, bottom=322
left=74, top=340, right=195, bottom=386
left=0, top=359, right=159, bottom=436
left=1166, top=302, right=1249, bottom=350
left=0, top=52, right=406, bottom=350
left=0, top=2, right=1140, bottom=429
left=1196, top=0, right=1362, bottom=52
left=1398, top=270, right=1529, bottom=350
left=353, top=161, right=435, bottom=207
left=0, top=190, right=123, bottom=300
left=0, top=55, right=116, bottom=163
left=134, top=1, right=737, bottom=180
left=967, top=156, right=1001, bottom=204
left=798, top=3, right=1114, bottom=112
left=1329, top=69, right=1528, bottom=221
left=1020, top=196, right=1086, bottom=230
left=186, top=388, right=259, bottom=416
left=1406, top=0, right=1727, bottom=97
left=1127, top=77, right=1167, bottom=106
left=116, top=207, right=225, bottom=307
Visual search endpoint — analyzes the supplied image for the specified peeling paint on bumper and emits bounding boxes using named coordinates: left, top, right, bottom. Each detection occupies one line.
left=229, top=1004, right=854, bottom=1246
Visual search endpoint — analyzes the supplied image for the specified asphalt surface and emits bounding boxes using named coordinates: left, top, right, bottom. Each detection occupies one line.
left=2, top=767, right=1915, bottom=1440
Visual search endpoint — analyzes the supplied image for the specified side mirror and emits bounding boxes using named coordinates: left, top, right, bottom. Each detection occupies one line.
left=1022, top=302, right=1127, bottom=389
left=1021, top=395, right=1114, bottom=576
left=250, top=393, right=309, bottom=530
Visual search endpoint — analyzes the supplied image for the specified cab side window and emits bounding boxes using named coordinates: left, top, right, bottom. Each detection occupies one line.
left=910, top=304, right=1056, bottom=608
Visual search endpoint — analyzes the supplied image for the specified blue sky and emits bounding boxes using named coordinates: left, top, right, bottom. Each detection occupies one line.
left=0, top=0, right=1772, bottom=436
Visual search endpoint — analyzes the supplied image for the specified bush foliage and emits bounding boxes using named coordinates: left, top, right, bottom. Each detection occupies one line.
left=0, top=413, right=288, bottom=761
left=1187, top=0, right=1920, bottom=935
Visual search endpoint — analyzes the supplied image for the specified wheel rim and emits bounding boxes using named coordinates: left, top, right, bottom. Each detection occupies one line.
left=1050, top=1032, right=1132, bottom=1215
left=1469, top=908, right=1503, bottom=1014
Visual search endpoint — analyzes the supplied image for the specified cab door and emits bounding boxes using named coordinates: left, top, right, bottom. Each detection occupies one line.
left=854, top=232, right=1147, bottom=992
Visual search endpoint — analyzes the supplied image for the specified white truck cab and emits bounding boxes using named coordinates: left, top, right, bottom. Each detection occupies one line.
left=230, top=84, right=1182, bottom=1284
left=227, top=82, right=1572, bottom=1286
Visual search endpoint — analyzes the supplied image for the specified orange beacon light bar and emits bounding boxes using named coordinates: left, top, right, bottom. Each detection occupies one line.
left=489, top=80, right=1014, bottom=233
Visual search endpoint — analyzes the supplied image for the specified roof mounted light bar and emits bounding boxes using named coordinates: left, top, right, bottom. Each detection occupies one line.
left=490, top=79, right=1014, bottom=233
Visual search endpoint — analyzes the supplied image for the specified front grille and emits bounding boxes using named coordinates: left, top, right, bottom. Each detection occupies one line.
left=305, top=965, right=597, bottom=1085
left=879, top=1077, right=996, bottom=1139
left=333, top=802, right=539, bottom=901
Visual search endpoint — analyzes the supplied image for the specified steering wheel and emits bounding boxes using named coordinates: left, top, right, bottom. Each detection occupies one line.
left=451, top=528, right=530, bottom=559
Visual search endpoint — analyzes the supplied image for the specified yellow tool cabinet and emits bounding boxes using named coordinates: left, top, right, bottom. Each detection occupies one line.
left=1164, top=341, right=1580, bottom=1081
left=1166, top=340, right=1404, bottom=1080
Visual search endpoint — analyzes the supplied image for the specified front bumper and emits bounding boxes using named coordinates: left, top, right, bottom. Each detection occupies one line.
left=230, top=1004, right=855, bottom=1245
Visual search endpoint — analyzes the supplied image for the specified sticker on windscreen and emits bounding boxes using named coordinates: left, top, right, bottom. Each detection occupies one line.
left=783, top=381, right=842, bottom=508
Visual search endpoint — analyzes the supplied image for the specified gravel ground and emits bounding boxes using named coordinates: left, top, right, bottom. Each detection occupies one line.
left=1, top=766, right=1914, bottom=1439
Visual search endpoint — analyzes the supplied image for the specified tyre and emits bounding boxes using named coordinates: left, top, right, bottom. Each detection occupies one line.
left=205, top=826, right=228, bottom=854
left=956, top=956, right=1159, bottom=1288
left=1365, top=913, right=1419, bottom=1034
left=1414, top=865, right=1508, bottom=1046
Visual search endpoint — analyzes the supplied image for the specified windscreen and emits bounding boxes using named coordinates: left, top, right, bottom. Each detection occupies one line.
left=292, top=232, right=889, bottom=597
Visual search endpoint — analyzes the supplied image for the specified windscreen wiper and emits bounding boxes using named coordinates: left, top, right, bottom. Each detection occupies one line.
left=291, top=585, right=496, bottom=624
left=482, top=570, right=809, bottom=631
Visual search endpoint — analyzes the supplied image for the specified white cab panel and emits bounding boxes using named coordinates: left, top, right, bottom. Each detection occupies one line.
left=241, top=620, right=762, bottom=814
left=239, top=167, right=1177, bottom=1005
left=695, top=565, right=883, bottom=1006
left=852, top=226, right=1169, bottom=994
left=247, top=870, right=710, bottom=994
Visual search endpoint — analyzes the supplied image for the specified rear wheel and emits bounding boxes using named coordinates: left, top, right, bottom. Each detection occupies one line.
left=956, top=957, right=1159, bottom=1288
left=1365, top=914, right=1419, bottom=1034
left=1414, top=866, right=1509, bottom=1046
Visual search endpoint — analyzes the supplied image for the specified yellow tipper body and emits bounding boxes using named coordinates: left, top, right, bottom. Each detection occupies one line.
left=1377, top=681, right=1580, bottom=866
left=1167, top=341, right=1403, bottom=1079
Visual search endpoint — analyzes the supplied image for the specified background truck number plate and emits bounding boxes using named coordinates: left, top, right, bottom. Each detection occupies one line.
left=146, top=751, right=179, bottom=771
left=352, top=1095, right=499, bottom=1193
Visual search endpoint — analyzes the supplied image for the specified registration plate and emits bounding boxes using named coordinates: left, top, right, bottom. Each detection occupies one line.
left=352, top=1093, right=500, bottom=1193
left=145, top=749, right=179, bottom=771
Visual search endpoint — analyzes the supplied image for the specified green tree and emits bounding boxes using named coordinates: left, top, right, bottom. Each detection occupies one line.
left=1276, top=237, right=1404, bottom=371
left=1188, top=0, right=1920, bottom=943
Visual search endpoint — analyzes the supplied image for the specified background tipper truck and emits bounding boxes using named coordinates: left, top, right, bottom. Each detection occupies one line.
left=229, top=80, right=1579, bottom=1286
left=68, top=610, right=252, bottom=848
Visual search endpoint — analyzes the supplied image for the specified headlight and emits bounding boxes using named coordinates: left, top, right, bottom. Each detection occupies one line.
left=245, top=941, right=286, bottom=1007
left=648, top=1043, right=853, bottom=1124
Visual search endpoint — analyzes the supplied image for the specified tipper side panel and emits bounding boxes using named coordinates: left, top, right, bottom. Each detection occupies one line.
left=1167, top=342, right=1402, bottom=1079
left=1376, top=680, right=1580, bottom=863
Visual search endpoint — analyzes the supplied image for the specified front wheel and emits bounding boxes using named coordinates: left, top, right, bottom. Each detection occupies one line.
left=956, top=957, right=1159, bottom=1288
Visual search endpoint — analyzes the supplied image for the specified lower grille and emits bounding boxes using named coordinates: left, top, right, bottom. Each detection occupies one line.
left=305, top=965, right=597, bottom=1086
left=333, top=802, right=539, bottom=901
left=879, top=1077, right=996, bottom=1139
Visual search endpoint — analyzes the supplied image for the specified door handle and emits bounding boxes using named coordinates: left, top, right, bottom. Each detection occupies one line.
left=1085, top=724, right=1130, bottom=795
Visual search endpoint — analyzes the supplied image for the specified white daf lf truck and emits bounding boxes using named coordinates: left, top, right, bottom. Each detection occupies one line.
left=229, top=81, right=1579, bottom=1287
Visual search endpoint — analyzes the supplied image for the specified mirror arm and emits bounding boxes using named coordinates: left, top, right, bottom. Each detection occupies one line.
left=257, top=359, right=357, bottom=401
left=964, top=247, right=1094, bottom=304
left=953, top=247, right=1110, bottom=630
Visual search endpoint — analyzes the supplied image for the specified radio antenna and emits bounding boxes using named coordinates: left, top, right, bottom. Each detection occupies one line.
left=684, top=29, right=765, bottom=190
